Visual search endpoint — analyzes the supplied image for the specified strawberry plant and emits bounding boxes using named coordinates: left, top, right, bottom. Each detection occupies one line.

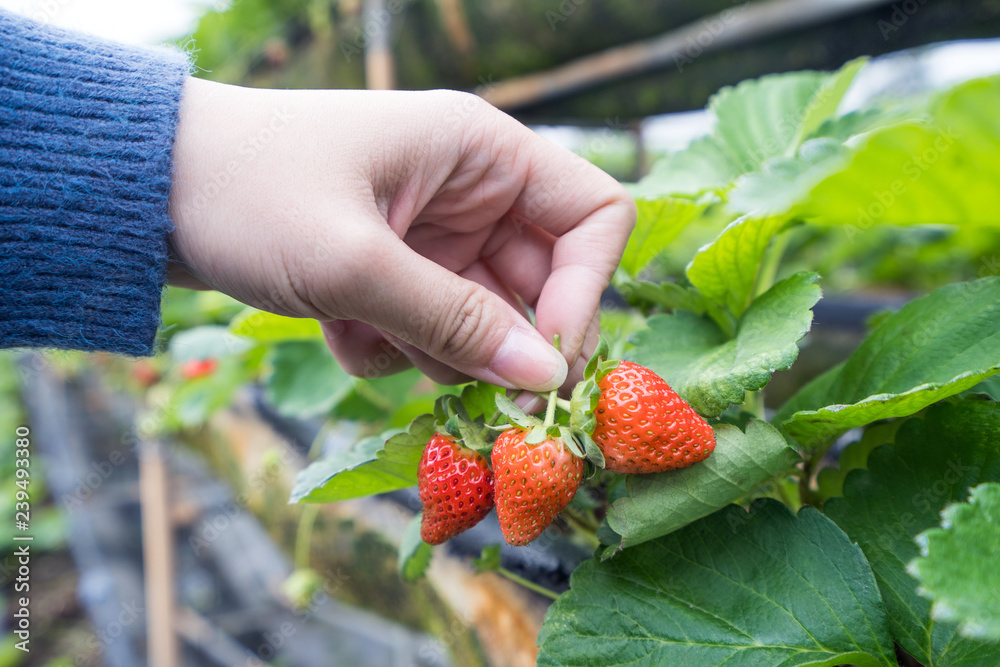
left=161, top=59, right=1000, bottom=666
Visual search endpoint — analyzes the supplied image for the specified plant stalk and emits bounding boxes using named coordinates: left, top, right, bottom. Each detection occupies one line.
left=563, top=511, right=602, bottom=550
left=295, top=504, right=320, bottom=569
left=497, top=567, right=560, bottom=600
left=753, top=230, right=793, bottom=300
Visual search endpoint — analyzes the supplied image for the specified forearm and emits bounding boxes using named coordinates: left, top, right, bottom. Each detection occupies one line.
left=0, top=11, right=189, bottom=355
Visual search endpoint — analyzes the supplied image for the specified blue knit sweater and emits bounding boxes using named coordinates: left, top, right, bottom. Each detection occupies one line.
left=0, top=11, right=189, bottom=355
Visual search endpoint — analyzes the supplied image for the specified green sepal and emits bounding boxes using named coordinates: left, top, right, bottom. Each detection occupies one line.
left=473, top=544, right=502, bottom=574
left=578, top=430, right=606, bottom=469
left=443, top=415, right=461, bottom=438
left=559, top=426, right=586, bottom=458
left=526, top=424, right=549, bottom=445
left=595, top=359, right=622, bottom=383
left=456, top=416, right=494, bottom=456
left=584, top=337, right=611, bottom=380
left=569, top=378, right=600, bottom=434
left=432, top=394, right=450, bottom=425
left=494, top=392, right=537, bottom=429
left=485, top=423, right=514, bottom=431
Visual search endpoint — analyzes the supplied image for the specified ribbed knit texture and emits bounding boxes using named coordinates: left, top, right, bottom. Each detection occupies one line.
left=0, top=11, right=189, bottom=355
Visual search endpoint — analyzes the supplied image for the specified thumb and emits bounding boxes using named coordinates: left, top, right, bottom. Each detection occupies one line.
left=348, top=233, right=567, bottom=392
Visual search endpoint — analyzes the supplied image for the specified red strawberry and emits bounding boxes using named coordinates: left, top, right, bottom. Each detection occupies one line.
left=179, top=358, right=218, bottom=380
left=492, top=428, right=584, bottom=546
left=419, top=433, right=494, bottom=545
left=592, top=361, right=715, bottom=474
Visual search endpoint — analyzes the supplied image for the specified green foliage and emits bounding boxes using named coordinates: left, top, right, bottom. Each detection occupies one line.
left=634, top=58, right=866, bottom=200
left=265, top=340, right=353, bottom=418
left=779, top=277, right=1000, bottom=447
left=230, top=308, right=324, bottom=342
left=538, top=500, right=896, bottom=667
left=686, top=215, right=795, bottom=316
left=909, top=483, right=1000, bottom=643
left=619, top=195, right=711, bottom=277
left=290, top=414, right=435, bottom=504
left=603, top=420, right=798, bottom=553
left=815, top=420, right=903, bottom=502
left=398, top=514, right=433, bottom=582
left=805, top=78, right=1000, bottom=227
left=825, top=401, right=1000, bottom=665
left=167, top=325, right=253, bottom=362
left=631, top=272, right=820, bottom=416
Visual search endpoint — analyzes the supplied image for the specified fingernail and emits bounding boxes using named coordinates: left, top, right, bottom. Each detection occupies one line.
left=489, top=328, right=567, bottom=392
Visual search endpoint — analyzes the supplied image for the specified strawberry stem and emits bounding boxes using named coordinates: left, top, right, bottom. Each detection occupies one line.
left=497, top=567, right=560, bottom=600
left=542, top=334, right=562, bottom=429
left=555, top=397, right=572, bottom=413
left=543, top=388, right=558, bottom=428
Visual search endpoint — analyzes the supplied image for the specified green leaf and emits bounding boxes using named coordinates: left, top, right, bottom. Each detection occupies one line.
left=168, top=325, right=254, bottom=362
left=473, top=544, right=501, bottom=573
left=229, top=308, right=324, bottom=342
left=686, top=214, right=795, bottom=316
left=633, top=135, right=739, bottom=197
left=265, top=340, right=354, bottom=418
left=633, top=59, right=866, bottom=201
left=825, top=400, right=1000, bottom=665
left=805, top=76, right=1000, bottom=227
left=909, top=483, right=1000, bottom=642
left=711, top=60, right=863, bottom=173
left=815, top=420, right=904, bottom=502
left=619, top=196, right=709, bottom=277
left=631, top=272, right=820, bottom=417
left=793, top=57, right=868, bottom=147
left=727, top=138, right=850, bottom=216
left=290, top=413, right=436, bottom=504
left=809, top=106, right=920, bottom=144
left=619, top=279, right=707, bottom=315
left=967, top=374, right=1000, bottom=401
left=604, top=420, right=799, bottom=553
left=398, top=513, right=433, bottom=582
left=538, top=500, right=896, bottom=667
left=779, top=277, right=1000, bottom=446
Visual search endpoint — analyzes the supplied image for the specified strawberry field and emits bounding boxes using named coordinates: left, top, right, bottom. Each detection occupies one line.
left=138, top=59, right=1000, bottom=666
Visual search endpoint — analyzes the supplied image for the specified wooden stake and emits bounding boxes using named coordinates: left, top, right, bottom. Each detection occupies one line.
left=364, top=0, right=396, bottom=90
left=478, top=0, right=896, bottom=110
left=140, top=439, right=179, bottom=667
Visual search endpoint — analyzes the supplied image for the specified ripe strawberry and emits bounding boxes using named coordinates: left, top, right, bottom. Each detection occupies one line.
left=418, top=433, right=494, bottom=545
left=179, top=358, right=218, bottom=380
left=131, top=359, right=160, bottom=388
left=592, top=361, right=715, bottom=474
left=492, top=428, right=584, bottom=546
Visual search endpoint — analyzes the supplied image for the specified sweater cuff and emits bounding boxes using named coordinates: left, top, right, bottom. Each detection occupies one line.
left=0, top=11, right=190, bottom=356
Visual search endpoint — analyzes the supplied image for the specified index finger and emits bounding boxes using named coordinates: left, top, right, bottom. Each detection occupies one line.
left=511, top=132, right=636, bottom=360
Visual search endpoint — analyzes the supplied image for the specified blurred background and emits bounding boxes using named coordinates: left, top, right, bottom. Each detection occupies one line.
left=2, top=0, right=1000, bottom=665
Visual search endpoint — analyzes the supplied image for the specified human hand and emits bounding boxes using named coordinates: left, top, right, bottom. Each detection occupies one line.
left=168, top=78, right=635, bottom=393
